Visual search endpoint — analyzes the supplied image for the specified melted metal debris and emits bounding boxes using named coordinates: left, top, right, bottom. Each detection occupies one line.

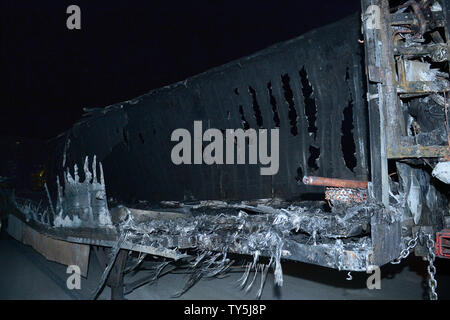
left=54, top=155, right=113, bottom=228
left=115, top=199, right=376, bottom=296
left=10, top=170, right=378, bottom=298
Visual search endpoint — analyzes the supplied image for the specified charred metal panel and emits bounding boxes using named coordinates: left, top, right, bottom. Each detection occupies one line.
left=370, top=211, right=402, bottom=266
left=54, top=13, right=369, bottom=203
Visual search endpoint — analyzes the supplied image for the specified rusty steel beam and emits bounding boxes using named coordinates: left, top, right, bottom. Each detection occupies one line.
left=302, top=176, right=368, bottom=189
left=387, top=145, right=450, bottom=159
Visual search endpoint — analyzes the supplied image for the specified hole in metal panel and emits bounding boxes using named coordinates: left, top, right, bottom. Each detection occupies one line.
left=267, top=82, right=280, bottom=127
left=307, top=145, right=320, bottom=171
left=342, top=68, right=357, bottom=172
left=299, top=67, right=318, bottom=140
left=239, top=105, right=250, bottom=130
left=234, top=87, right=250, bottom=130
left=296, top=166, right=304, bottom=184
left=281, top=74, right=298, bottom=136
left=248, top=86, right=263, bottom=127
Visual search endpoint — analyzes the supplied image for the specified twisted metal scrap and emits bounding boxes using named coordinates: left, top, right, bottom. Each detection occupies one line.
left=117, top=201, right=375, bottom=298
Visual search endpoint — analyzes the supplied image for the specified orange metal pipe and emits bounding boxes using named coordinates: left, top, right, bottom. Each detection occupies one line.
left=302, top=176, right=368, bottom=189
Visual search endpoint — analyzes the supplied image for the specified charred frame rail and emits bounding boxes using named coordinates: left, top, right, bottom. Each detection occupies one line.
left=362, top=0, right=450, bottom=168
left=360, top=0, right=405, bottom=266
left=361, top=0, right=398, bottom=206
left=361, top=0, right=450, bottom=266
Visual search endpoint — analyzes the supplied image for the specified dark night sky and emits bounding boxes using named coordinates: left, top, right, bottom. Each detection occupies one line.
left=0, top=0, right=361, bottom=140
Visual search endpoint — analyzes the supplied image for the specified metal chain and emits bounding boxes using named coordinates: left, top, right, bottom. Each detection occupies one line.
left=391, top=231, right=438, bottom=300
left=391, top=233, right=419, bottom=264
left=424, top=234, right=438, bottom=300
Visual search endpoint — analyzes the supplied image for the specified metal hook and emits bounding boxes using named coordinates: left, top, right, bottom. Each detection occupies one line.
left=346, top=272, right=353, bottom=281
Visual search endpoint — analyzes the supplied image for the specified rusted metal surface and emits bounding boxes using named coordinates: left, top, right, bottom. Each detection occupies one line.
left=396, top=56, right=450, bottom=94
left=394, top=0, right=429, bottom=37
left=303, top=175, right=368, bottom=189
left=387, top=144, right=450, bottom=158
left=325, top=187, right=368, bottom=203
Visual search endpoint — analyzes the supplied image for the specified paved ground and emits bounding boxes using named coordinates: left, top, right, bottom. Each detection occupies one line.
left=0, top=226, right=449, bottom=300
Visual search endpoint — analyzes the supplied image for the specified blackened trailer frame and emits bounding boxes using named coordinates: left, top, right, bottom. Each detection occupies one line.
left=45, top=10, right=393, bottom=271
left=5, top=1, right=450, bottom=299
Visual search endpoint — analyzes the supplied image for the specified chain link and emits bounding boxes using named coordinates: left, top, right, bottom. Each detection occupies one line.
left=391, top=234, right=418, bottom=264
left=424, top=234, right=438, bottom=300
left=390, top=231, right=438, bottom=300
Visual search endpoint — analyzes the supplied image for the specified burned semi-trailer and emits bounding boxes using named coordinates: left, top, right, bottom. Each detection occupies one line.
left=2, top=0, right=450, bottom=300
